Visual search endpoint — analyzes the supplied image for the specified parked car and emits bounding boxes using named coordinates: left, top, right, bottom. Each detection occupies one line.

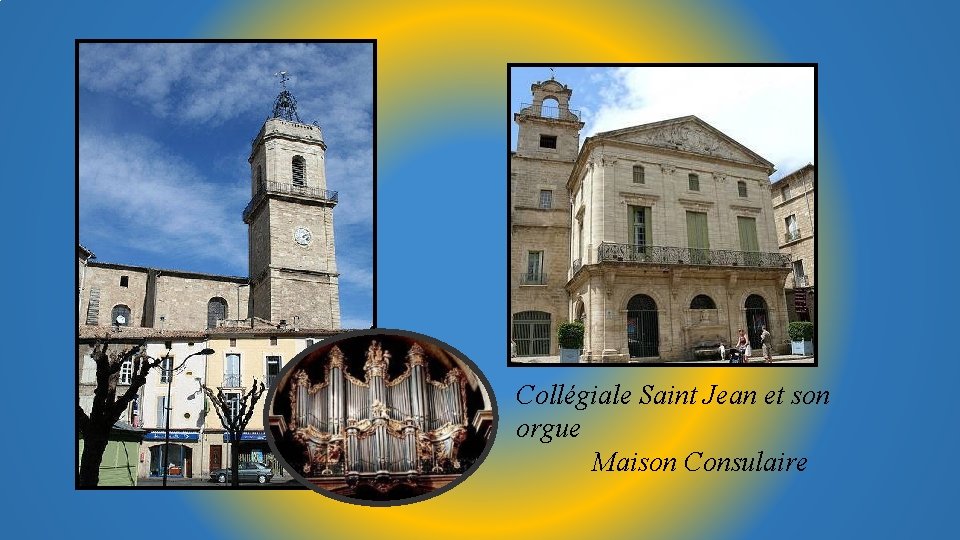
left=210, top=461, right=273, bottom=484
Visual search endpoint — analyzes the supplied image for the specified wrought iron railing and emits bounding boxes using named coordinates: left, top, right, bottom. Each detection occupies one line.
left=794, top=275, right=809, bottom=288
left=518, top=272, right=547, bottom=285
left=784, top=230, right=802, bottom=243
left=597, top=242, right=791, bottom=268
left=242, top=180, right=338, bottom=221
left=267, top=374, right=278, bottom=388
left=519, top=102, right=581, bottom=121
left=572, top=258, right=582, bottom=273
left=222, top=374, right=242, bottom=388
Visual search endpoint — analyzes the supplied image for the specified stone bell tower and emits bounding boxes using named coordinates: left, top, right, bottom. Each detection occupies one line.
left=244, top=73, right=341, bottom=329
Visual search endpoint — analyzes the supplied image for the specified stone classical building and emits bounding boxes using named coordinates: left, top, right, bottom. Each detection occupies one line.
left=511, top=79, right=794, bottom=362
left=771, top=164, right=816, bottom=322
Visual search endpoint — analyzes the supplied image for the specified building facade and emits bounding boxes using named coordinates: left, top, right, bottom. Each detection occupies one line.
left=78, top=84, right=360, bottom=483
left=771, top=164, right=816, bottom=322
left=511, top=79, right=794, bottom=362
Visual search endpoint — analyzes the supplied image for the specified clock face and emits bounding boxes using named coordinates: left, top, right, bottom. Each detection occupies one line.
left=294, top=226, right=312, bottom=246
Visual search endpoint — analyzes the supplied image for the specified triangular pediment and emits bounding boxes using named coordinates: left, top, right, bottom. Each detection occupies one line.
left=595, top=116, right=772, bottom=169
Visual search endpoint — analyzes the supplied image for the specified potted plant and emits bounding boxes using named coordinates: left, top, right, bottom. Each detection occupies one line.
left=558, top=321, right=585, bottom=363
left=788, top=321, right=814, bottom=355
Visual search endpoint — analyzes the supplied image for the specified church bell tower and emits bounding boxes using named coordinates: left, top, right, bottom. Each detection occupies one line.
left=244, top=73, right=341, bottom=329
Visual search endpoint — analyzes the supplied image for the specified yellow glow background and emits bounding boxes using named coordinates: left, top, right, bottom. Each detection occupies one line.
left=196, top=2, right=843, bottom=538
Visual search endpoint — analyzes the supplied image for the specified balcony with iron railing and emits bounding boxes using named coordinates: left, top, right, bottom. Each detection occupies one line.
left=242, top=180, right=338, bottom=223
left=222, top=374, right=242, bottom=388
left=597, top=242, right=791, bottom=269
left=518, top=272, right=548, bottom=285
left=572, top=258, right=583, bottom=273
left=784, top=229, right=802, bottom=243
left=518, top=103, right=582, bottom=122
left=794, top=275, right=810, bottom=288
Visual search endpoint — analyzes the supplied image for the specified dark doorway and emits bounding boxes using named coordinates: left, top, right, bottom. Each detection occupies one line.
left=745, top=294, right=769, bottom=349
left=627, top=294, right=659, bottom=358
left=210, top=444, right=222, bottom=472
left=513, top=311, right=551, bottom=356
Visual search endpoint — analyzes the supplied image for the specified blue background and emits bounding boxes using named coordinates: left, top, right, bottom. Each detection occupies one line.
left=1, top=0, right=957, bottom=537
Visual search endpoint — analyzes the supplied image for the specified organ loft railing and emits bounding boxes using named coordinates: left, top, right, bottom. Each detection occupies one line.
left=287, top=341, right=468, bottom=481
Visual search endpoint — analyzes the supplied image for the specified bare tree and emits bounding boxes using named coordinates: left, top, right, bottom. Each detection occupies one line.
left=77, top=339, right=160, bottom=487
left=203, top=380, right=266, bottom=486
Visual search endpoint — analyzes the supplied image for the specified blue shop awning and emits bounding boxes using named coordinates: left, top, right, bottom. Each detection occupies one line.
left=143, top=431, right=199, bottom=441
left=223, top=431, right=266, bottom=442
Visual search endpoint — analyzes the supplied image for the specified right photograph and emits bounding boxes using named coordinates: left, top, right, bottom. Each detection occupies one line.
left=509, top=65, right=816, bottom=366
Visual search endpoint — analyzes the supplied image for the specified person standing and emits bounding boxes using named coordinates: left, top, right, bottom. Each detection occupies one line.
left=735, top=329, right=748, bottom=364
left=761, top=325, right=773, bottom=363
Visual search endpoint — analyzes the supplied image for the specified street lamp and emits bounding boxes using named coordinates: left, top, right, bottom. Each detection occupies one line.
left=161, top=346, right=215, bottom=487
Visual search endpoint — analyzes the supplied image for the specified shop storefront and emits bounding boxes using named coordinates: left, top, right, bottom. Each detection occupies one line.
left=223, top=431, right=286, bottom=478
left=142, top=431, right=200, bottom=478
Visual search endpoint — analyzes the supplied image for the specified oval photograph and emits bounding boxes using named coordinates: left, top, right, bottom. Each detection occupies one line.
left=265, top=329, right=496, bottom=505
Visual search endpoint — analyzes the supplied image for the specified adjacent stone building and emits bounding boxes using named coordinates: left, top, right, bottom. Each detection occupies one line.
left=511, top=79, right=795, bottom=362
left=771, top=164, right=816, bottom=322
left=510, top=79, right=584, bottom=356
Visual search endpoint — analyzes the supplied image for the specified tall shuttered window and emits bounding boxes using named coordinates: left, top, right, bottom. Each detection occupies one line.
left=686, top=211, right=710, bottom=264
left=737, top=216, right=761, bottom=265
left=292, top=155, right=305, bottom=186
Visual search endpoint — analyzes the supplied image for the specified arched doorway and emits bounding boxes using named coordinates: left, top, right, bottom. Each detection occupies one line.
left=744, top=294, right=769, bottom=349
left=513, top=311, right=551, bottom=356
left=627, top=295, right=659, bottom=358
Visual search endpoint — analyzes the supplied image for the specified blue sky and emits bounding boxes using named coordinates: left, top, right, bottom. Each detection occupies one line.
left=79, top=42, right=373, bottom=329
left=511, top=66, right=814, bottom=180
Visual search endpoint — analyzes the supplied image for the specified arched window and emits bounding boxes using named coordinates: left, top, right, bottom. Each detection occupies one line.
left=512, top=311, right=551, bottom=356
left=626, top=295, right=659, bottom=357
left=111, top=304, right=131, bottom=326
left=690, top=294, right=716, bottom=310
left=292, top=155, right=305, bottom=186
left=744, top=294, right=769, bottom=349
left=207, top=297, right=228, bottom=328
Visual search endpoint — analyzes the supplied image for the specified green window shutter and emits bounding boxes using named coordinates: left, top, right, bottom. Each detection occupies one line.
left=628, top=206, right=637, bottom=244
left=686, top=211, right=709, bottom=249
left=737, top=217, right=759, bottom=252
left=643, top=206, right=652, bottom=246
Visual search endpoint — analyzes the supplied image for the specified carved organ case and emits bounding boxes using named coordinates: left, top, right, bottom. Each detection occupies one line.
left=288, top=341, right=468, bottom=480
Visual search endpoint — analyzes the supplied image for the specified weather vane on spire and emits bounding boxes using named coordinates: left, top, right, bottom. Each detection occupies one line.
left=271, top=70, right=301, bottom=123
left=549, top=67, right=555, bottom=80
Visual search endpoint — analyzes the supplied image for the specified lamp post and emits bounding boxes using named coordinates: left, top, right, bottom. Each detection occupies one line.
left=162, top=346, right=215, bottom=487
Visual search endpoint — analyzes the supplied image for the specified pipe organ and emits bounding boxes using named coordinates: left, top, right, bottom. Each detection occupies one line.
left=288, top=341, right=468, bottom=484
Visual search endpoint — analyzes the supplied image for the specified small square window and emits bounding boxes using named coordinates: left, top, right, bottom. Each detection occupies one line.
left=688, top=173, right=700, bottom=191
left=539, top=135, right=557, bottom=149
left=164, top=341, right=172, bottom=350
left=270, top=336, right=278, bottom=346
left=119, top=276, right=129, bottom=287
left=306, top=339, right=314, bottom=348
left=633, top=165, right=645, bottom=184
left=229, top=338, right=237, bottom=347
left=738, top=181, right=748, bottom=198
left=539, top=190, right=553, bottom=209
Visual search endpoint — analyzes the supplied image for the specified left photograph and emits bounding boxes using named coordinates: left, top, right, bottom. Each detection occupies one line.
left=76, top=41, right=375, bottom=488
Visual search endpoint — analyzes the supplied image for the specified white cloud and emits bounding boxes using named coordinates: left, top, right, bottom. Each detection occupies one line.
left=585, top=67, right=814, bottom=179
left=80, top=131, right=249, bottom=273
left=80, top=43, right=373, bottom=129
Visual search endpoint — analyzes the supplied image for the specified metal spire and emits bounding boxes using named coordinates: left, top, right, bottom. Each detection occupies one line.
left=272, top=71, right=301, bottom=123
